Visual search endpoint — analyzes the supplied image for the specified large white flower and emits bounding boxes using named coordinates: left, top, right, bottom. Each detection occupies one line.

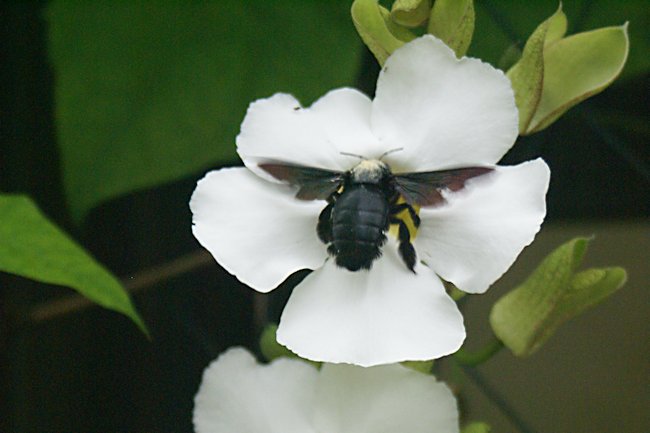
left=190, top=35, right=550, bottom=367
left=194, top=347, right=459, bottom=433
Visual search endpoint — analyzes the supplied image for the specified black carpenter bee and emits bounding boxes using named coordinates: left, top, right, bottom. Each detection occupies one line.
left=259, top=153, right=493, bottom=273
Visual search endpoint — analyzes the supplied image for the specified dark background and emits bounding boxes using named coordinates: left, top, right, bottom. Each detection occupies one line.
left=1, top=1, right=648, bottom=432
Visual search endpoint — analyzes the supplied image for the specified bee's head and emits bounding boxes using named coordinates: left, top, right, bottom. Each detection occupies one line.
left=350, top=159, right=390, bottom=184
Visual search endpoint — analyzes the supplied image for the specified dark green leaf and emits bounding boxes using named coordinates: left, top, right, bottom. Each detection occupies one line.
left=0, top=194, right=147, bottom=334
left=527, top=24, right=629, bottom=133
left=47, top=1, right=362, bottom=222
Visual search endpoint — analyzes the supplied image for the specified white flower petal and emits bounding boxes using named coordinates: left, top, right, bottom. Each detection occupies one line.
left=276, top=241, right=465, bottom=367
left=415, top=159, right=550, bottom=294
left=190, top=168, right=328, bottom=292
left=314, top=363, right=459, bottom=433
left=371, top=35, right=518, bottom=172
left=237, top=88, right=382, bottom=180
left=193, top=348, right=318, bottom=433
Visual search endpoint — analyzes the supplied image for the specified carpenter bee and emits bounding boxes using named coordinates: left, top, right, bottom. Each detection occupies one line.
left=259, top=153, right=493, bottom=272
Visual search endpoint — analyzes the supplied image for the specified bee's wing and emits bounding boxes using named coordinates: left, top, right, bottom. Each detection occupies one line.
left=393, top=167, right=494, bottom=206
left=258, top=162, right=344, bottom=200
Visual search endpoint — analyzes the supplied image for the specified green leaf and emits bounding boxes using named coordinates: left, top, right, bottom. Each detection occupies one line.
left=427, top=0, right=475, bottom=57
left=544, top=5, right=568, bottom=44
left=507, top=5, right=565, bottom=133
left=503, top=4, right=629, bottom=135
left=461, top=422, right=492, bottom=433
left=390, top=0, right=431, bottom=28
left=577, top=2, right=647, bottom=79
left=527, top=23, right=629, bottom=133
left=490, top=237, right=627, bottom=357
left=47, top=1, right=361, bottom=222
left=351, top=0, right=415, bottom=65
left=469, top=1, right=647, bottom=81
left=0, top=194, right=147, bottom=334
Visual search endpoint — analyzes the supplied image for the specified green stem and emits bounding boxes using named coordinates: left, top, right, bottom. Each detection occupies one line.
left=460, top=364, right=540, bottom=433
left=454, top=335, right=504, bottom=366
left=449, top=285, right=466, bottom=301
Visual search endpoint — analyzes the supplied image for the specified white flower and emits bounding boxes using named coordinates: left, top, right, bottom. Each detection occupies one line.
left=193, top=347, right=459, bottom=433
left=190, top=35, right=550, bottom=366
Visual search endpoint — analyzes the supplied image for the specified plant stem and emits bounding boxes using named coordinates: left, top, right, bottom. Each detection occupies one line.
left=26, top=249, right=213, bottom=324
left=454, top=335, right=504, bottom=366
left=460, top=364, right=540, bottom=433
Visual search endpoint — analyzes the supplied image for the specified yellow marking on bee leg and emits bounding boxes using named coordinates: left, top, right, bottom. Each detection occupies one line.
left=389, top=196, right=420, bottom=239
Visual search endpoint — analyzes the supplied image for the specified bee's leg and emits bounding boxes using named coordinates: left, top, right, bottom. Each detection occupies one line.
left=317, top=202, right=334, bottom=244
left=390, top=217, right=416, bottom=273
left=390, top=202, right=420, bottom=228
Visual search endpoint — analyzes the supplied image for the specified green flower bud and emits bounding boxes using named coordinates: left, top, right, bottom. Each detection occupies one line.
left=490, top=237, right=627, bottom=357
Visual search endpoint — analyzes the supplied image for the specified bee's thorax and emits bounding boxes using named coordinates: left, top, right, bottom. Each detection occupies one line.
left=350, top=159, right=390, bottom=184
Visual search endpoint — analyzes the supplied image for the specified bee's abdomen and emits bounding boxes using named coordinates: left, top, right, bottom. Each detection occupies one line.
left=330, top=185, right=389, bottom=271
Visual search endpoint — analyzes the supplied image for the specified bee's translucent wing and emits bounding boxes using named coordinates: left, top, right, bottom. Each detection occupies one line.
left=258, top=162, right=344, bottom=200
left=394, top=167, right=494, bottom=206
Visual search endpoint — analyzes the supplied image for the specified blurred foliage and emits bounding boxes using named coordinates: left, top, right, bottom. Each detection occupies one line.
left=46, top=0, right=648, bottom=221
left=47, top=0, right=362, bottom=222
left=490, top=237, right=627, bottom=357
left=0, top=194, right=146, bottom=333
